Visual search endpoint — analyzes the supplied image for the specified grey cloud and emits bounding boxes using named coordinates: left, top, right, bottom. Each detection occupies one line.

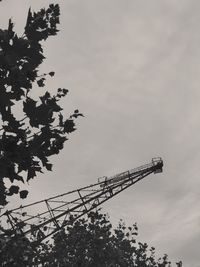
left=1, top=1, right=200, bottom=266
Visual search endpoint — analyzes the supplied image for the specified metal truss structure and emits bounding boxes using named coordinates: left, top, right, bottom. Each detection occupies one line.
left=0, top=157, right=163, bottom=244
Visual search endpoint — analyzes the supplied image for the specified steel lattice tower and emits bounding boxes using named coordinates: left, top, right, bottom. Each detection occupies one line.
left=0, top=157, right=163, bottom=244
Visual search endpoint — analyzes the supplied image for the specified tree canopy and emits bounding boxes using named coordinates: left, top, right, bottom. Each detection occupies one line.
left=0, top=210, right=182, bottom=267
left=0, top=3, right=82, bottom=205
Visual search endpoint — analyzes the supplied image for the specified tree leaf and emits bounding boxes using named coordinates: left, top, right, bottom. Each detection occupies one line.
left=45, top=163, right=52, bottom=171
left=19, top=190, right=29, bottom=199
left=63, top=119, right=76, bottom=133
left=9, top=185, right=19, bottom=194
left=27, top=167, right=36, bottom=181
left=49, top=71, right=55, bottom=77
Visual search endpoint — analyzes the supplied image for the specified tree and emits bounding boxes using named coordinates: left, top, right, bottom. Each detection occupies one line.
left=0, top=234, right=36, bottom=267
left=0, top=210, right=182, bottom=267
left=0, top=3, right=83, bottom=205
left=36, top=210, right=182, bottom=267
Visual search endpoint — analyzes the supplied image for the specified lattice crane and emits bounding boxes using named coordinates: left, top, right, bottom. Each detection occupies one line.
left=0, top=157, right=163, bottom=244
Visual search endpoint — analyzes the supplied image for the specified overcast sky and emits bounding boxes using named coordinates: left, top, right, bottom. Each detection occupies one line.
left=1, top=1, right=200, bottom=266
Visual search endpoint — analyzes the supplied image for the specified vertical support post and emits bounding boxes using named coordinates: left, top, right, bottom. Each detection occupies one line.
left=78, top=190, right=88, bottom=212
left=45, top=200, right=60, bottom=229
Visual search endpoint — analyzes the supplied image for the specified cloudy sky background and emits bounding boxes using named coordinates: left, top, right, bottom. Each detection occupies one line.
left=1, top=0, right=200, bottom=266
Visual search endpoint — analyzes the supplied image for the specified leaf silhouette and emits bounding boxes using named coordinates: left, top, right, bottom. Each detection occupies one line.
left=49, top=71, right=55, bottom=77
left=19, top=190, right=29, bottom=199
left=0, top=3, right=83, bottom=205
left=63, top=119, right=76, bottom=133
left=9, top=185, right=19, bottom=194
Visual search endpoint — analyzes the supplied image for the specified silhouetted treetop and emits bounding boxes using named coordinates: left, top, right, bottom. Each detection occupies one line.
left=0, top=210, right=182, bottom=266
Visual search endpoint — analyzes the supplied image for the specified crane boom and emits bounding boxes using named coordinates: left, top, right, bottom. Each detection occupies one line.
left=0, top=157, right=163, bottom=243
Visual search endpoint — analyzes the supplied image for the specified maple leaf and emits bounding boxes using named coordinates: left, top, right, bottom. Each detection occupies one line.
left=23, top=98, right=37, bottom=116
left=27, top=167, right=36, bottom=181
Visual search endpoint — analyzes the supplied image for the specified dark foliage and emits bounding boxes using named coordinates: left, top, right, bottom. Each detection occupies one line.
left=0, top=4, right=83, bottom=205
left=42, top=211, right=182, bottom=267
left=0, top=235, right=36, bottom=267
left=0, top=211, right=182, bottom=267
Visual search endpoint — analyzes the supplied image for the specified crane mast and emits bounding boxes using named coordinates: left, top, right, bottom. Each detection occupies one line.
left=0, top=157, right=163, bottom=243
